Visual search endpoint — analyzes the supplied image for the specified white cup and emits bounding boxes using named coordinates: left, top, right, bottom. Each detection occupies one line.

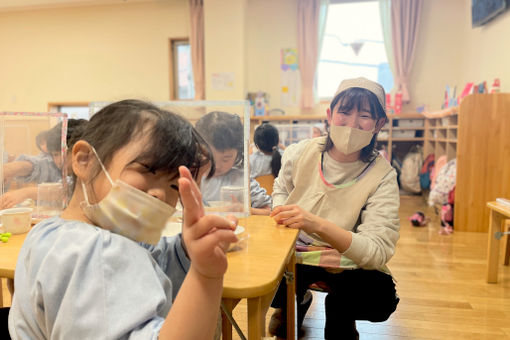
left=0, top=207, right=32, bottom=234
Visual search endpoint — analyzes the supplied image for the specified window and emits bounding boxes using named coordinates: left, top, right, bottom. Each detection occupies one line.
left=48, top=103, right=89, bottom=120
left=169, top=39, right=195, bottom=100
left=318, top=1, right=393, bottom=99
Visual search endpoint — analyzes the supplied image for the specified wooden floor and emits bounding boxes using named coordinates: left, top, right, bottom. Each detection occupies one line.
left=225, top=195, right=510, bottom=339
left=3, top=195, right=510, bottom=339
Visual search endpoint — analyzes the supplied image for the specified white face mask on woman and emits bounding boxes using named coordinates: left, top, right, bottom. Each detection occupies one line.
left=329, top=125, right=374, bottom=155
left=80, top=147, right=176, bottom=245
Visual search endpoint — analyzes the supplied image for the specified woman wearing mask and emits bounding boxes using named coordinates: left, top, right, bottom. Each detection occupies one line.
left=269, top=78, right=400, bottom=339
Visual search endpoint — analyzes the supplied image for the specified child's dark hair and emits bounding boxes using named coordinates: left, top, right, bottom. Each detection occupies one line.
left=46, top=119, right=88, bottom=153
left=195, top=111, right=244, bottom=167
left=324, top=87, right=387, bottom=162
left=254, top=123, right=281, bottom=177
left=79, top=99, right=214, bottom=181
left=35, top=130, right=48, bottom=152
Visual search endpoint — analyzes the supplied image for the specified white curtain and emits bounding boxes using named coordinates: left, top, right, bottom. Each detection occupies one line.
left=379, top=0, right=395, bottom=92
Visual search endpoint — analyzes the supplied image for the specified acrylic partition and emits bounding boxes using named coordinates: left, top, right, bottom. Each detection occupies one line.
left=0, top=112, right=68, bottom=222
left=89, top=100, right=251, bottom=218
left=273, top=123, right=314, bottom=147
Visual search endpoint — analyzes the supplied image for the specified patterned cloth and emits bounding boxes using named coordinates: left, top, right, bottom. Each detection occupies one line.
left=296, top=232, right=357, bottom=270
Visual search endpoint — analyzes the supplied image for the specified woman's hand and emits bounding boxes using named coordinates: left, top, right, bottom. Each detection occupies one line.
left=178, top=166, right=238, bottom=279
left=270, top=204, right=323, bottom=234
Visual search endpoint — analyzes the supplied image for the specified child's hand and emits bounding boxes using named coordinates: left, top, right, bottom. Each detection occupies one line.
left=0, top=188, right=33, bottom=209
left=270, top=204, right=322, bottom=234
left=178, top=166, right=238, bottom=279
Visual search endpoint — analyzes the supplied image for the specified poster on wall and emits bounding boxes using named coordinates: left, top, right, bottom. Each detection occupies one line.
left=211, top=72, right=235, bottom=91
left=280, top=48, right=300, bottom=107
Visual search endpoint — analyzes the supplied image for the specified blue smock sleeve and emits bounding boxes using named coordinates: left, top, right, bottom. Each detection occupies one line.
left=140, top=234, right=190, bottom=300
left=249, top=177, right=272, bottom=208
left=9, top=218, right=175, bottom=340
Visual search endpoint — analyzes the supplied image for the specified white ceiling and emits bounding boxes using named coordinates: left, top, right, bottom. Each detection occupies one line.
left=0, top=0, right=161, bottom=12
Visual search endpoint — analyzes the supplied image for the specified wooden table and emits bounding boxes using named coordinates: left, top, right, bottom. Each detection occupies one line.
left=486, top=201, right=510, bottom=283
left=0, top=217, right=300, bottom=339
left=0, top=232, right=28, bottom=306
left=222, top=215, right=299, bottom=340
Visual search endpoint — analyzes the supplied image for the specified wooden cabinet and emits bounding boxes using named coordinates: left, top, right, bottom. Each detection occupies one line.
left=454, top=93, right=510, bottom=232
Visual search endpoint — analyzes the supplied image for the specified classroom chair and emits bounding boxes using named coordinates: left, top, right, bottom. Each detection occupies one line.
left=255, top=174, right=275, bottom=196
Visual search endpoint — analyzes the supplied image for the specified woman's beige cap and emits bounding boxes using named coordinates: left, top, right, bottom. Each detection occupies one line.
left=334, top=77, right=386, bottom=110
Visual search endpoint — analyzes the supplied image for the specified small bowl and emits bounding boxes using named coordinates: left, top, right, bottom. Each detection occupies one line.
left=0, top=207, right=33, bottom=234
left=234, top=225, right=245, bottom=237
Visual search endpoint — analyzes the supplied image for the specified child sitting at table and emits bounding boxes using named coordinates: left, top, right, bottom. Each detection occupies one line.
left=250, top=123, right=284, bottom=179
left=195, top=111, right=272, bottom=215
left=0, top=119, right=87, bottom=209
left=9, top=100, right=238, bottom=340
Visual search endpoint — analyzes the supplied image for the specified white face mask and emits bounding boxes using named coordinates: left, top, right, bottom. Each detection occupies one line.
left=329, top=125, right=374, bottom=155
left=80, top=148, right=176, bottom=245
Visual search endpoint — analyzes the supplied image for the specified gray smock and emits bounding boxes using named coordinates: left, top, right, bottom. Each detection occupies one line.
left=8, top=217, right=190, bottom=340
left=201, top=167, right=272, bottom=208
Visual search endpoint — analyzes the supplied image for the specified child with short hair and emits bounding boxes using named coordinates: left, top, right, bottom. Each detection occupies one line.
left=1, top=119, right=87, bottom=209
left=9, top=100, right=238, bottom=339
left=195, top=111, right=272, bottom=215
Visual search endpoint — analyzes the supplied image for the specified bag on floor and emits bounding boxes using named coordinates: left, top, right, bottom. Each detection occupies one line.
left=428, top=159, right=456, bottom=206
left=419, top=154, right=435, bottom=190
left=400, top=147, right=423, bottom=194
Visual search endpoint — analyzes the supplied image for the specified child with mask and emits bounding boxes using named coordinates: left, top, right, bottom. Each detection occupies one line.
left=9, top=100, right=238, bottom=340
left=195, top=111, right=272, bottom=215
left=269, top=78, right=400, bottom=339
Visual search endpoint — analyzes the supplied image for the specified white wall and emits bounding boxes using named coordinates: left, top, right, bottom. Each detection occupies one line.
left=0, top=1, right=189, bottom=111
left=245, top=0, right=298, bottom=111
left=408, top=0, right=510, bottom=111
left=1, top=0, right=509, bottom=115
left=458, top=0, right=510, bottom=93
left=204, top=0, right=247, bottom=100
left=406, top=0, right=465, bottom=111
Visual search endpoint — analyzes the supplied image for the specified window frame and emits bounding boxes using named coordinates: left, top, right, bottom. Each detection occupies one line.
left=168, top=37, right=194, bottom=101
left=48, top=102, right=90, bottom=119
left=317, top=0, right=391, bottom=101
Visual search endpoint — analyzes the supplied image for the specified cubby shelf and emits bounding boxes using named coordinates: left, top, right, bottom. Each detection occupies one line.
left=250, top=111, right=458, bottom=164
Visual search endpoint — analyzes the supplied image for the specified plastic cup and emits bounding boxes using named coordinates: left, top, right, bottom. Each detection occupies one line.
left=220, top=186, right=245, bottom=213
left=36, top=182, right=64, bottom=218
